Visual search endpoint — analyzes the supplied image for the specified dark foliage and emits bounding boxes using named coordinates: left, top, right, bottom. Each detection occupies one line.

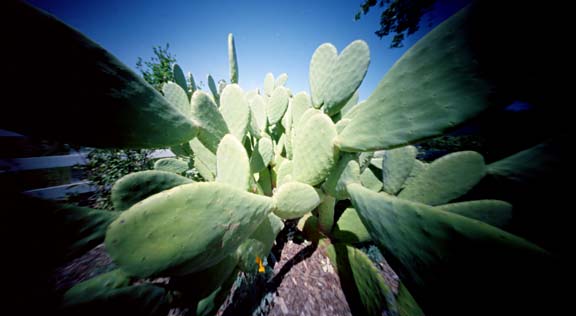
left=77, top=149, right=153, bottom=209
left=355, top=0, right=437, bottom=47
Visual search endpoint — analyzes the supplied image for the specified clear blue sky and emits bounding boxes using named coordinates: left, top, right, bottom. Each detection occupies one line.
left=26, top=0, right=468, bottom=101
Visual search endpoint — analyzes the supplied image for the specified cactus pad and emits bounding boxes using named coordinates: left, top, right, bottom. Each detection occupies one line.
left=228, top=33, right=239, bottom=84
left=436, top=200, right=513, bottom=229
left=309, top=41, right=369, bottom=115
left=275, top=73, right=288, bottom=88
left=336, top=8, right=504, bottom=152
left=219, top=84, right=250, bottom=142
left=398, top=151, right=485, bottom=205
left=324, top=242, right=394, bottom=316
left=153, top=158, right=189, bottom=174
left=172, top=64, right=188, bottom=94
left=63, top=269, right=131, bottom=305
left=381, top=145, right=417, bottom=194
left=347, top=183, right=550, bottom=315
left=272, top=182, right=321, bottom=219
left=111, top=170, right=193, bottom=211
left=216, top=134, right=251, bottom=191
left=263, top=73, right=275, bottom=96
left=6, top=2, right=199, bottom=148
left=162, top=82, right=190, bottom=117
left=360, top=168, right=382, bottom=192
left=105, top=182, right=274, bottom=277
left=332, top=208, right=371, bottom=243
left=266, top=86, right=289, bottom=125
left=190, top=91, right=230, bottom=153
left=189, top=138, right=217, bottom=181
left=292, top=112, right=339, bottom=185
left=323, top=154, right=361, bottom=200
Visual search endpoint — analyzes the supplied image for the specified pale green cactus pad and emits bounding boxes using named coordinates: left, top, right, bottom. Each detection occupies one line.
left=369, top=158, right=382, bottom=169
left=283, top=112, right=294, bottom=159
left=245, top=89, right=259, bottom=102
left=324, top=242, right=395, bottom=316
left=105, top=182, right=274, bottom=277
left=335, top=118, right=351, bottom=134
left=401, top=160, right=428, bottom=189
left=111, top=170, right=193, bottom=211
left=358, top=152, right=374, bottom=172
left=253, top=213, right=284, bottom=256
left=317, top=194, right=336, bottom=234
left=336, top=8, right=504, bottom=152
left=266, top=86, right=289, bottom=125
left=5, top=2, right=198, bottom=148
left=172, top=64, right=188, bottom=94
left=309, top=41, right=370, bottom=115
left=263, top=73, right=275, bottom=96
left=342, top=100, right=364, bottom=121
left=340, top=90, right=360, bottom=117
left=332, top=208, right=371, bottom=243
left=398, top=151, right=485, bottom=205
left=281, top=100, right=292, bottom=131
left=275, top=73, right=288, bottom=88
left=237, top=213, right=284, bottom=271
left=189, top=138, right=216, bottom=181
left=250, top=136, right=274, bottom=173
left=360, top=168, right=382, bottom=192
left=309, top=43, right=336, bottom=108
left=436, top=200, right=513, bottom=229
left=293, top=108, right=321, bottom=133
left=274, top=134, right=286, bottom=162
left=216, top=134, right=251, bottom=191
left=347, top=183, right=550, bottom=315
left=219, top=84, right=250, bottom=142
left=247, top=107, right=261, bottom=138
left=153, top=158, right=189, bottom=174
left=190, top=91, right=230, bottom=153
left=162, top=82, right=190, bottom=116
left=276, top=159, right=293, bottom=187
left=323, top=154, right=361, bottom=200
left=291, top=92, right=312, bottom=125
left=381, top=145, right=417, bottom=194
left=228, top=33, right=238, bottom=84
left=272, top=182, right=321, bottom=219
left=292, top=112, right=339, bottom=185
left=249, top=94, right=268, bottom=133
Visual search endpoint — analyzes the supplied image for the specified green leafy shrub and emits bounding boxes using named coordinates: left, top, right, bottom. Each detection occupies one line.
left=78, top=149, right=153, bottom=209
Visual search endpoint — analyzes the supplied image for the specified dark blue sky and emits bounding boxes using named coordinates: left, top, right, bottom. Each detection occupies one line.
left=26, top=0, right=468, bottom=100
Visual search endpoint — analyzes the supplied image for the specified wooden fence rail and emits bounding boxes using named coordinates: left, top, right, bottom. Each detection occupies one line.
left=1, top=129, right=175, bottom=200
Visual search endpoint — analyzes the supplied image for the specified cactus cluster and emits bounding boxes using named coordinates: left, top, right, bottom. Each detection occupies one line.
left=6, top=2, right=564, bottom=316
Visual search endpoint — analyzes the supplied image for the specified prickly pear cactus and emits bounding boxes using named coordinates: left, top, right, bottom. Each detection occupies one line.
left=8, top=3, right=561, bottom=315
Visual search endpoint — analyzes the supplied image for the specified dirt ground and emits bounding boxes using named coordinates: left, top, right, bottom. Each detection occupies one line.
left=54, top=230, right=400, bottom=316
left=267, top=240, right=353, bottom=316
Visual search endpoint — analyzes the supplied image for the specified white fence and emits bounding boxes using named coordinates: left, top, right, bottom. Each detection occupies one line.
left=0, top=130, right=175, bottom=200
